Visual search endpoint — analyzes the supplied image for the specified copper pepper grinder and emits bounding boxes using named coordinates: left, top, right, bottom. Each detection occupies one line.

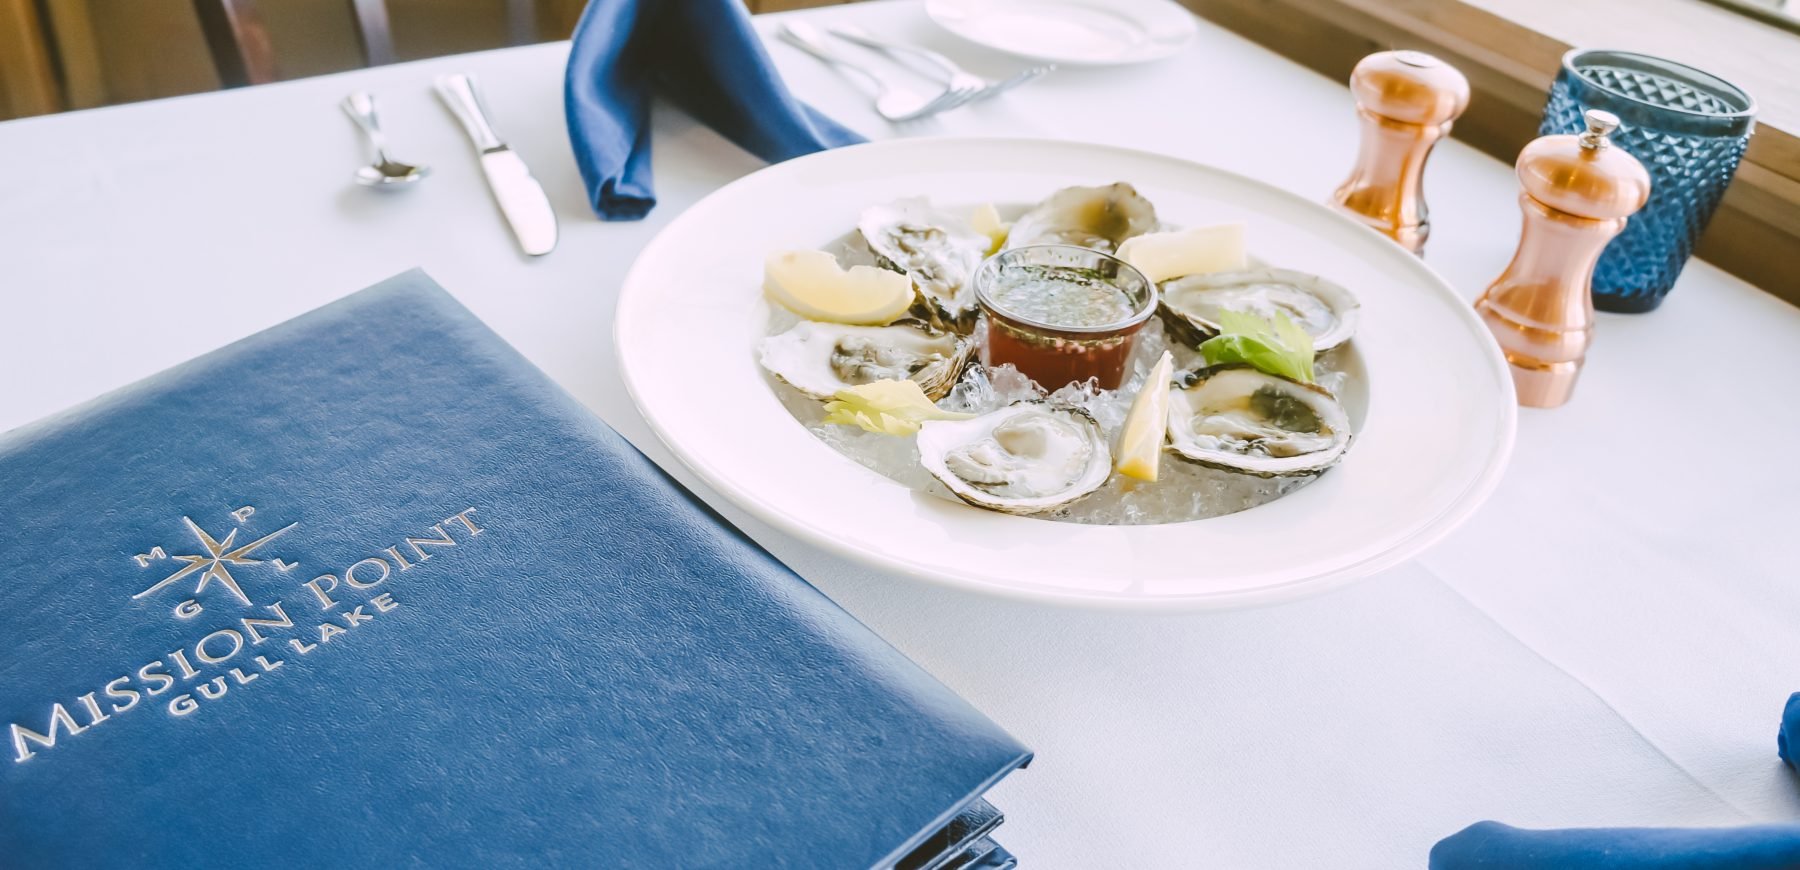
left=1331, top=51, right=1470, bottom=254
left=1475, top=109, right=1651, bottom=408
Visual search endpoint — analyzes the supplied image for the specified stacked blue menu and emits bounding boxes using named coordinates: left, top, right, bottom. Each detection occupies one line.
left=0, top=271, right=1030, bottom=868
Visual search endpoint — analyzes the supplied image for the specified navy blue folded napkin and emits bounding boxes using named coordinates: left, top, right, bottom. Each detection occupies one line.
left=564, top=0, right=864, bottom=220
left=1432, top=692, right=1800, bottom=868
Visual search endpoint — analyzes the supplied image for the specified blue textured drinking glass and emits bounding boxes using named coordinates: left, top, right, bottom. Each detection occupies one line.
left=1541, top=49, right=1755, bottom=313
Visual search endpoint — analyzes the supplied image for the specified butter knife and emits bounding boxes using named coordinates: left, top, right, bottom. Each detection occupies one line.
left=434, top=73, right=558, bottom=257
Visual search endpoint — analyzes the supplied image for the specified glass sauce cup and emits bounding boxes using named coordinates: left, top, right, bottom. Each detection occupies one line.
left=973, top=245, right=1158, bottom=391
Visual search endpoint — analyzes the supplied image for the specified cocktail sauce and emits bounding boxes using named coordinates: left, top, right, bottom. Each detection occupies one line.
left=984, top=314, right=1139, bottom=390
left=973, top=248, right=1158, bottom=391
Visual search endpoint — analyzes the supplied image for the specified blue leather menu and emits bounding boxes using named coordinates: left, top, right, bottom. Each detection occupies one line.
left=0, top=271, right=1030, bottom=868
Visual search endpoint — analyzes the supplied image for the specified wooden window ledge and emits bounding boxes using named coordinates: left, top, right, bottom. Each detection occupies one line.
left=1184, top=0, right=1800, bottom=305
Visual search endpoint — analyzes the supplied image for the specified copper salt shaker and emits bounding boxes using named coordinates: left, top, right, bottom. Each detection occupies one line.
left=1475, top=109, right=1651, bottom=408
left=1331, top=51, right=1470, bottom=254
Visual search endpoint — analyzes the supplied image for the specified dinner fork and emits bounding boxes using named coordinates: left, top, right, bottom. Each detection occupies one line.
left=825, top=24, right=1055, bottom=105
left=779, top=21, right=976, bottom=123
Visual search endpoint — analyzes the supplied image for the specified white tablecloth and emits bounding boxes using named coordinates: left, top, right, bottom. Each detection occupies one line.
left=2, top=2, right=1796, bottom=865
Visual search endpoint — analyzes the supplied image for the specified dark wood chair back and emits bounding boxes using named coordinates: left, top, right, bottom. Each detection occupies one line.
left=193, top=0, right=396, bottom=87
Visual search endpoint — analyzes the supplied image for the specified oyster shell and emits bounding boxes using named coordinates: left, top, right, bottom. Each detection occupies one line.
left=1005, top=183, right=1159, bottom=254
left=1158, top=268, right=1360, bottom=351
left=757, top=321, right=973, bottom=401
left=917, top=402, right=1112, bottom=515
left=1166, top=364, right=1351, bottom=477
left=857, top=198, right=990, bottom=331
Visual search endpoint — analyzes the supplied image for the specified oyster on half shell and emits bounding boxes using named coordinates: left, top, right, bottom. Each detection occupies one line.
left=917, top=402, right=1112, bottom=515
left=1166, top=364, right=1351, bottom=477
left=758, top=320, right=974, bottom=401
left=1159, top=268, right=1360, bottom=351
left=857, top=198, right=990, bottom=331
left=1005, top=183, right=1159, bottom=254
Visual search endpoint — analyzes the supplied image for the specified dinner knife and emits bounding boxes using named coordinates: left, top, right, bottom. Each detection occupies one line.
left=434, top=73, right=558, bottom=257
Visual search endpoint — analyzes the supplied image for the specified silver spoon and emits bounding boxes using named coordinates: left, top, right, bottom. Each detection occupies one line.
left=340, top=91, right=430, bottom=188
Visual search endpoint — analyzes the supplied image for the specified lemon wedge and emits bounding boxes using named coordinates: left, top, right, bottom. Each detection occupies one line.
left=1115, top=351, right=1175, bottom=482
left=970, top=203, right=1009, bottom=254
left=1116, top=223, right=1247, bottom=284
left=764, top=250, right=915, bottom=325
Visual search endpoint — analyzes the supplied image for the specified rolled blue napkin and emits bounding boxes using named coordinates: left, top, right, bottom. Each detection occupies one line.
left=1431, top=822, right=1800, bottom=869
left=564, top=0, right=864, bottom=220
left=1779, top=692, right=1800, bottom=770
left=1432, top=693, right=1800, bottom=868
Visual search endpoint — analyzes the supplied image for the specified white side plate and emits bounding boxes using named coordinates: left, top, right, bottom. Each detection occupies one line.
left=925, top=0, right=1199, bottom=66
left=615, top=138, right=1516, bottom=609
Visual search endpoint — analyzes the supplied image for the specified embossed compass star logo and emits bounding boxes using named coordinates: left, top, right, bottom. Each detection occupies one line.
left=132, top=517, right=297, bottom=606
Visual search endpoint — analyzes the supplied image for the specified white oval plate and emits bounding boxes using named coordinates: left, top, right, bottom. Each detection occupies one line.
left=615, top=138, right=1516, bottom=610
left=925, top=0, right=1198, bottom=66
